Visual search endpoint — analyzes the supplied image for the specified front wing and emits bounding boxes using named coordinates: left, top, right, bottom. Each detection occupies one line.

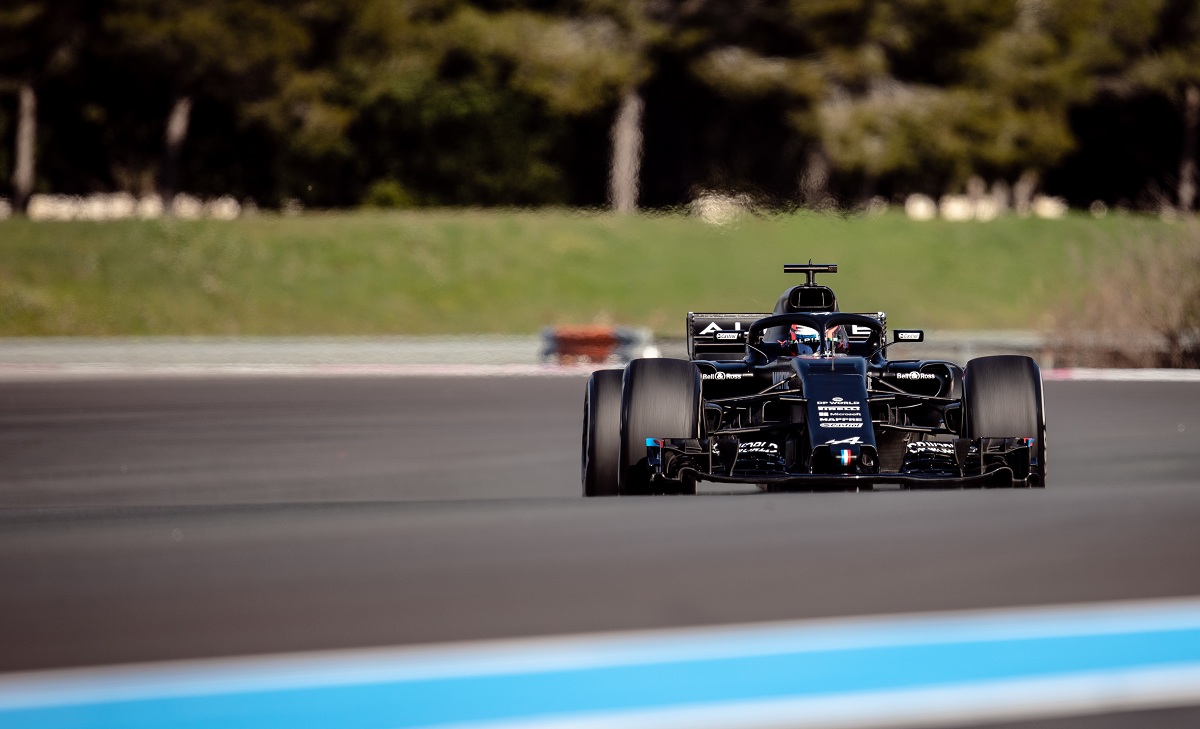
left=645, top=436, right=1039, bottom=490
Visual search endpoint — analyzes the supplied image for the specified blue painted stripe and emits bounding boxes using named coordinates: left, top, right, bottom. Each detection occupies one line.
left=4, top=598, right=1200, bottom=729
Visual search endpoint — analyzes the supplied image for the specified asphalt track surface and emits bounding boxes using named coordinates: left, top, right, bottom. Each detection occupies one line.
left=2, top=375, right=1200, bottom=719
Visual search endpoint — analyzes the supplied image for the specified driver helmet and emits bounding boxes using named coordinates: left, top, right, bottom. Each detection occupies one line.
left=785, top=324, right=849, bottom=355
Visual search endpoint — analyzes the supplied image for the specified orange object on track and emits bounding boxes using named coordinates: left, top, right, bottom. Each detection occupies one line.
left=544, top=326, right=620, bottom=363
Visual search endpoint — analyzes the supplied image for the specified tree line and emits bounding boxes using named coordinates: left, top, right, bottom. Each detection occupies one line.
left=2, top=0, right=1198, bottom=214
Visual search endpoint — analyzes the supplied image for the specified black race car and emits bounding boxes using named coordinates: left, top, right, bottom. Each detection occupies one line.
left=582, top=263, right=1047, bottom=496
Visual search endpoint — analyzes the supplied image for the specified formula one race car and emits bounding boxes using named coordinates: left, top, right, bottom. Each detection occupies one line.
left=582, top=263, right=1047, bottom=496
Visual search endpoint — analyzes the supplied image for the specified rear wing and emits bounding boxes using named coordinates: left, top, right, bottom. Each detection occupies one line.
left=687, top=313, right=769, bottom=361
left=688, top=312, right=887, bottom=361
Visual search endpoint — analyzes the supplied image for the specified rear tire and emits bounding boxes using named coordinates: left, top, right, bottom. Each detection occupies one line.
left=963, top=355, right=1047, bottom=487
left=582, top=370, right=623, bottom=497
left=619, top=359, right=703, bottom=495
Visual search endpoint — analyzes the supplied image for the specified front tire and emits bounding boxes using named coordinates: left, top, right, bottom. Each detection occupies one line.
left=582, top=370, right=623, bottom=497
left=619, top=359, right=703, bottom=495
left=963, top=355, right=1047, bottom=487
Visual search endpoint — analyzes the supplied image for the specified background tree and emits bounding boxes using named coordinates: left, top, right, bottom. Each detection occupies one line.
left=781, top=0, right=1068, bottom=202
left=322, top=0, right=646, bottom=207
left=1094, top=0, right=1200, bottom=211
left=106, top=0, right=309, bottom=209
left=0, top=1, right=97, bottom=213
left=2, top=0, right=1198, bottom=212
left=323, top=0, right=578, bottom=206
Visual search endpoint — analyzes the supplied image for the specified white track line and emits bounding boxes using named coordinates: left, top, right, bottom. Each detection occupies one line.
left=1043, top=368, right=1200, bottom=382
left=0, top=363, right=599, bottom=380
left=0, top=364, right=1197, bottom=381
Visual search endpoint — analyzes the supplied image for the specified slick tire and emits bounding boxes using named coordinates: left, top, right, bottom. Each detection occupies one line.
left=582, top=370, right=623, bottom=497
left=963, top=355, right=1047, bottom=487
left=618, top=358, right=703, bottom=496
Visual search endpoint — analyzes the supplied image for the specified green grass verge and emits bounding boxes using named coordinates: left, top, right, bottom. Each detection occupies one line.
left=0, top=209, right=1182, bottom=336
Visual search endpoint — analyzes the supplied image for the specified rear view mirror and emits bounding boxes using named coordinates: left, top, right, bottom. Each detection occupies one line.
left=893, top=330, right=924, bottom=343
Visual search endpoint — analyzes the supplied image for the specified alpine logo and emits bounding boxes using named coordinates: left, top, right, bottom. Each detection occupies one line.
left=699, top=321, right=744, bottom=335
